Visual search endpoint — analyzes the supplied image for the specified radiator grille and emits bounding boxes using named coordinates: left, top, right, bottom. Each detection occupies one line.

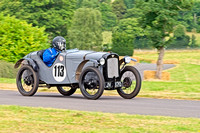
left=107, top=58, right=119, bottom=78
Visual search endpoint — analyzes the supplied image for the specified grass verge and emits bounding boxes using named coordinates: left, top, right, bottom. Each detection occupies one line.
left=140, top=81, right=200, bottom=100
left=0, top=105, right=200, bottom=133
left=0, top=78, right=15, bottom=84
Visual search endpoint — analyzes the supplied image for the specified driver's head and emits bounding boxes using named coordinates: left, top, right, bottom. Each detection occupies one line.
left=52, top=36, right=66, bottom=51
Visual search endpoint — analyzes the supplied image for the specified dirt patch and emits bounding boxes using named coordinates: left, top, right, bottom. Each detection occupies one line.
left=0, top=83, right=17, bottom=91
left=143, top=71, right=170, bottom=81
left=134, top=63, right=175, bottom=80
left=0, top=83, right=58, bottom=92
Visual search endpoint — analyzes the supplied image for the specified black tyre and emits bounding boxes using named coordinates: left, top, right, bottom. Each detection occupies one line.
left=16, top=65, right=39, bottom=96
left=57, top=86, right=77, bottom=96
left=79, top=66, right=104, bottom=100
left=117, top=66, right=141, bottom=99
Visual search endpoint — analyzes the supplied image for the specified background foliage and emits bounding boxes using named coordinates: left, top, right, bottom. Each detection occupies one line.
left=112, top=18, right=143, bottom=55
left=135, top=0, right=193, bottom=49
left=0, top=0, right=76, bottom=39
left=0, top=14, right=48, bottom=62
left=68, top=8, right=103, bottom=51
left=112, top=0, right=127, bottom=20
left=168, top=24, right=190, bottom=49
left=0, top=0, right=200, bottom=64
left=98, top=2, right=117, bottom=31
left=0, top=61, right=17, bottom=78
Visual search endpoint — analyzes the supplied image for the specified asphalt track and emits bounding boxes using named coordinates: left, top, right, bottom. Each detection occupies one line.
left=0, top=90, right=199, bottom=118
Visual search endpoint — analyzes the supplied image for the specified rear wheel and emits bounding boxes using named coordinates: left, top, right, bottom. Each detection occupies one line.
left=57, top=86, right=77, bottom=96
left=117, top=66, right=141, bottom=99
left=16, top=65, right=39, bottom=96
left=79, top=66, right=104, bottom=100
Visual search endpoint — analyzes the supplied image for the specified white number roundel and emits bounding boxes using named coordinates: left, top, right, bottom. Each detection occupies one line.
left=52, top=63, right=66, bottom=82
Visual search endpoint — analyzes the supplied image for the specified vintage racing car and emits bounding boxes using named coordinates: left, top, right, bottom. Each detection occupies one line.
left=14, top=49, right=141, bottom=100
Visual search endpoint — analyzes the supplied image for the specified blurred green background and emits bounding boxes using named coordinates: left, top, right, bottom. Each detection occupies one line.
left=0, top=0, right=200, bottom=63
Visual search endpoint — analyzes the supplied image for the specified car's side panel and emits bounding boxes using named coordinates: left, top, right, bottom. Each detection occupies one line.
left=30, top=52, right=71, bottom=84
left=65, top=57, right=82, bottom=83
left=26, top=50, right=110, bottom=84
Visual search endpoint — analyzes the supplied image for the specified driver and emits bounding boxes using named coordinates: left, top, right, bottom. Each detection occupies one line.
left=43, top=36, right=66, bottom=67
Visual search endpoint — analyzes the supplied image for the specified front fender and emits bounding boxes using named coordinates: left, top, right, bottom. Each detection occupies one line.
left=75, top=59, right=100, bottom=81
left=14, top=58, right=39, bottom=72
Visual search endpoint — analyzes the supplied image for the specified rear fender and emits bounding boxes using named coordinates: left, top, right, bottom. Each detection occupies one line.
left=14, top=58, right=39, bottom=72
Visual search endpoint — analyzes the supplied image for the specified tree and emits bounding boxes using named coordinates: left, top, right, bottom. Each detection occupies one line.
left=0, top=0, right=76, bottom=39
left=134, top=36, right=152, bottom=49
left=178, top=1, right=200, bottom=32
left=100, top=0, right=111, bottom=3
left=0, top=14, right=48, bottom=62
left=168, top=25, right=190, bottom=49
left=123, top=5, right=151, bottom=49
left=190, top=34, right=199, bottom=48
left=112, top=18, right=144, bottom=55
left=76, top=0, right=116, bottom=31
left=77, top=0, right=100, bottom=8
left=98, top=2, right=117, bottom=30
left=68, top=8, right=103, bottom=51
left=112, top=0, right=127, bottom=20
left=136, top=0, right=193, bottom=79
left=124, top=8, right=143, bottom=19
left=124, top=0, right=135, bottom=9
left=76, top=0, right=84, bottom=8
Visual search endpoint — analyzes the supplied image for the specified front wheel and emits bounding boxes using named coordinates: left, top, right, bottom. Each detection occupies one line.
left=16, top=65, right=39, bottom=96
left=57, top=86, right=77, bottom=96
left=79, top=66, right=104, bottom=100
left=117, top=66, right=141, bottom=99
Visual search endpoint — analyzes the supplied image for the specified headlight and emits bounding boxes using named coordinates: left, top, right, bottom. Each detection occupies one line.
left=124, top=57, right=131, bottom=64
left=99, top=58, right=105, bottom=65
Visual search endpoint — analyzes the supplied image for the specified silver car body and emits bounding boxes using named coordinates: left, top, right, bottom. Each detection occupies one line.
left=15, top=49, right=120, bottom=86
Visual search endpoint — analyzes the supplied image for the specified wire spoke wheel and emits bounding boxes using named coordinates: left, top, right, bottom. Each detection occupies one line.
left=79, top=67, right=104, bottom=100
left=121, top=72, right=136, bottom=94
left=57, top=86, right=77, bottom=96
left=20, top=71, right=33, bottom=92
left=16, top=65, right=39, bottom=96
left=117, top=66, right=141, bottom=99
left=83, top=77, right=100, bottom=96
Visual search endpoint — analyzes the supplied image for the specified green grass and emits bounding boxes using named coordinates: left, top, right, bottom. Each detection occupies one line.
left=0, top=78, right=15, bottom=84
left=0, top=105, right=200, bottom=133
left=169, top=64, right=200, bottom=82
left=140, top=81, right=200, bottom=100
left=134, top=50, right=200, bottom=100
